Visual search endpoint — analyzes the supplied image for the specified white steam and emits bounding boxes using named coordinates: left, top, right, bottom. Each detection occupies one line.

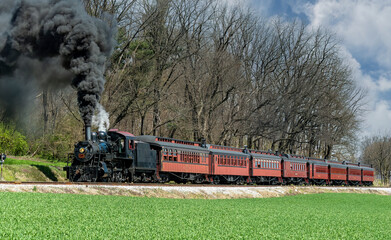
left=92, top=103, right=110, bottom=131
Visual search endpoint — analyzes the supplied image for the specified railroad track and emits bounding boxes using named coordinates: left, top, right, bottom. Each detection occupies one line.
left=0, top=181, right=169, bottom=186
left=0, top=181, right=267, bottom=187
left=0, top=181, right=387, bottom=188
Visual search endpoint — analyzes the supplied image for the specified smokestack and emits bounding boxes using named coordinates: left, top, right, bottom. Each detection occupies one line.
left=85, top=124, right=91, bottom=141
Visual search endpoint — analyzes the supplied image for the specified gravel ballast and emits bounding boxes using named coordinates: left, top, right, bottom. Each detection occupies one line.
left=1, top=184, right=390, bottom=199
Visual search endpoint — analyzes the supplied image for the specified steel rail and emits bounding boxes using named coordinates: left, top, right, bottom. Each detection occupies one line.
left=0, top=181, right=387, bottom=188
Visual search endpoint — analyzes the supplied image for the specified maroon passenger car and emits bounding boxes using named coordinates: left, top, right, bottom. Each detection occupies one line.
left=361, top=165, right=375, bottom=185
left=136, top=136, right=210, bottom=183
left=307, top=157, right=329, bottom=185
left=283, top=155, right=308, bottom=184
left=328, top=161, right=348, bottom=185
left=208, top=145, right=250, bottom=184
left=249, top=150, right=282, bottom=184
left=346, top=163, right=362, bottom=185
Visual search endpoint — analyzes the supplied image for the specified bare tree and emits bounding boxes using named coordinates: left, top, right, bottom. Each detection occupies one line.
left=361, top=135, right=391, bottom=184
left=11, top=0, right=366, bottom=161
left=242, top=19, right=364, bottom=157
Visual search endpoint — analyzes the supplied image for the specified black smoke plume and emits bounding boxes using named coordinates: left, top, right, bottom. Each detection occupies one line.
left=0, top=0, right=115, bottom=125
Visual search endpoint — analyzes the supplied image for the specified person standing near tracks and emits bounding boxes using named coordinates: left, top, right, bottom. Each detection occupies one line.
left=0, top=153, right=6, bottom=180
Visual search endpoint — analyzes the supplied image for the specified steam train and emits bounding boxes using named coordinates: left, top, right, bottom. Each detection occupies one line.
left=64, top=126, right=375, bottom=185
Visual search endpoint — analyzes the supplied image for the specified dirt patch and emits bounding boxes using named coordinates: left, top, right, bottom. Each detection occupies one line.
left=1, top=185, right=390, bottom=199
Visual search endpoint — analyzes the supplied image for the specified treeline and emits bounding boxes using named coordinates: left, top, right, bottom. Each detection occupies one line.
left=0, top=0, right=364, bottom=160
left=97, top=0, right=363, bottom=158
left=361, top=135, right=391, bottom=185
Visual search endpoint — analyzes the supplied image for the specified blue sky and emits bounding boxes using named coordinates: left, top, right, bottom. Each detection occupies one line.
left=228, top=0, right=391, bottom=138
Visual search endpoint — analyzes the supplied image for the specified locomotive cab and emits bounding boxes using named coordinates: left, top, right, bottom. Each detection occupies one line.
left=107, top=130, right=134, bottom=159
left=108, top=130, right=157, bottom=182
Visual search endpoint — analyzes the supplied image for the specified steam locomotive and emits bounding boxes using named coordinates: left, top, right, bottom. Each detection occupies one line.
left=64, top=126, right=375, bottom=185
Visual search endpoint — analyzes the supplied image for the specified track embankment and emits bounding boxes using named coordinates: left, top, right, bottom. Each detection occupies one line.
left=0, top=182, right=390, bottom=199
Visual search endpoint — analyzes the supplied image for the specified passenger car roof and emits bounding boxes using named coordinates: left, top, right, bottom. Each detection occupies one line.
left=135, top=135, right=208, bottom=152
left=208, top=148, right=249, bottom=157
left=250, top=152, right=282, bottom=160
left=108, top=129, right=135, bottom=137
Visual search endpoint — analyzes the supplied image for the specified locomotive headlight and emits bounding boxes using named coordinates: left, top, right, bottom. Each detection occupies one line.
left=79, top=147, right=85, bottom=153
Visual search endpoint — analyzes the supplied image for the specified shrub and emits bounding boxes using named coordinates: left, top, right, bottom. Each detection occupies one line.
left=36, top=133, right=73, bottom=162
left=0, top=123, right=28, bottom=155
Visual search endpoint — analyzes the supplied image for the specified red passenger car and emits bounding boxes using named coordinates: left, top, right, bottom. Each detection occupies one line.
left=137, top=136, right=210, bottom=183
left=307, top=157, right=329, bottom=185
left=250, top=150, right=282, bottom=184
left=362, top=165, right=375, bottom=186
left=329, top=161, right=347, bottom=185
left=346, top=163, right=362, bottom=185
left=208, top=145, right=250, bottom=184
left=283, top=155, right=308, bottom=184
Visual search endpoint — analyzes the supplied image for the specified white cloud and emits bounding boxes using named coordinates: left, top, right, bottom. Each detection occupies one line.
left=377, top=76, right=391, bottom=92
left=299, top=0, right=391, bottom=137
left=219, top=0, right=251, bottom=9
left=337, top=47, right=391, bottom=136
left=362, top=100, right=391, bottom=136
left=305, top=0, right=391, bottom=68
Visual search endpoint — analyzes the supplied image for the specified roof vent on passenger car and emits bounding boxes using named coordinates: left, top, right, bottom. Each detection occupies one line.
left=155, top=137, right=200, bottom=147
left=209, top=145, right=243, bottom=152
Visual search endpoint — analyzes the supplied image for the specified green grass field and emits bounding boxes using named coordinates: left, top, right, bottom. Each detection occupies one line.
left=4, top=157, right=67, bottom=167
left=0, top=193, right=389, bottom=239
left=1, top=157, right=67, bottom=181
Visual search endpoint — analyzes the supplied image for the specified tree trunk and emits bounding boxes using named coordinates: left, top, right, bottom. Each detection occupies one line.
left=239, top=136, right=243, bottom=149
left=42, top=88, right=48, bottom=134
left=140, top=114, right=145, bottom=135
left=324, top=144, right=332, bottom=159
left=247, top=135, right=253, bottom=149
left=152, top=88, right=160, bottom=136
